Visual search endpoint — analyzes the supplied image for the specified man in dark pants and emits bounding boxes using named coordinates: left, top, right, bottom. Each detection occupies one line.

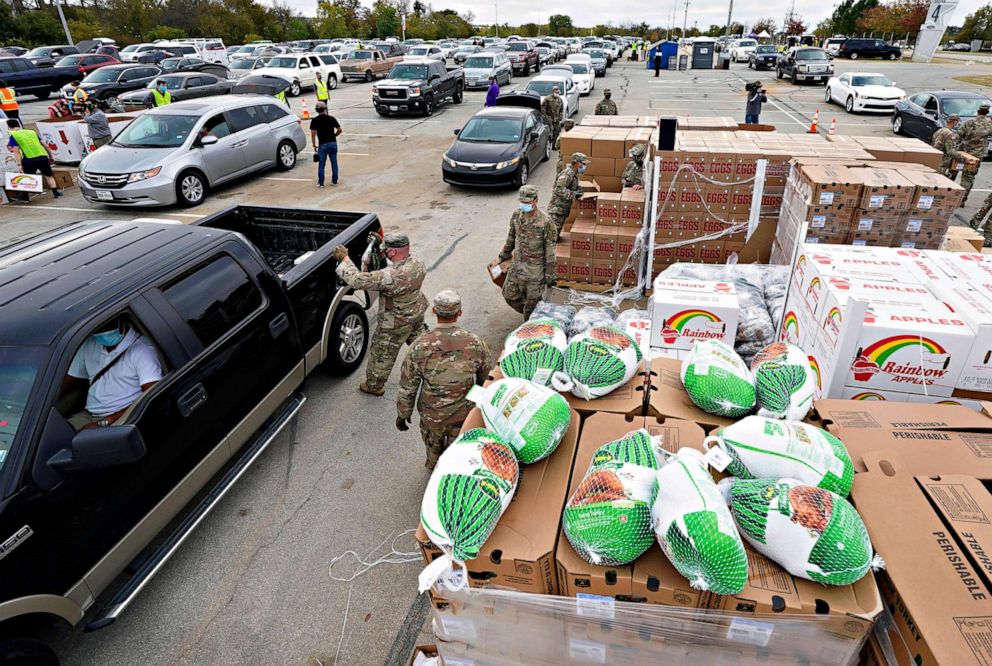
left=654, top=50, right=662, bottom=76
left=309, top=102, right=342, bottom=187
left=745, top=82, right=767, bottom=124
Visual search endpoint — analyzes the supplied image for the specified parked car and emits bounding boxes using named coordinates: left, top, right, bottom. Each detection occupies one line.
left=557, top=60, right=594, bottom=95
left=730, top=38, right=758, bottom=62
left=443, top=92, right=551, bottom=187
left=825, top=72, right=905, bottom=113
left=776, top=47, right=833, bottom=85
left=372, top=59, right=465, bottom=116
left=54, top=53, right=121, bottom=77
left=135, top=50, right=172, bottom=65
left=25, top=44, right=79, bottom=68
left=117, top=72, right=233, bottom=110
left=822, top=37, right=847, bottom=55
left=748, top=45, right=779, bottom=70
left=462, top=53, right=512, bottom=89
left=535, top=41, right=559, bottom=62
left=404, top=45, right=445, bottom=62
left=226, top=56, right=272, bottom=80
left=581, top=48, right=608, bottom=76
left=0, top=46, right=28, bottom=57
left=68, top=64, right=161, bottom=101
left=0, top=56, right=80, bottom=99
left=525, top=74, right=579, bottom=117
left=229, top=45, right=258, bottom=61
left=78, top=96, right=306, bottom=206
left=535, top=47, right=554, bottom=69
left=339, top=49, right=402, bottom=82
left=437, top=41, right=461, bottom=58
left=157, top=57, right=228, bottom=78
left=893, top=91, right=992, bottom=149
left=253, top=53, right=340, bottom=96
left=505, top=41, right=539, bottom=75
left=943, top=42, right=972, bottom=52
left=119, top=43, right=165, bottom=63
left=0, top=205, right=381, bottom=660
left=838, top=38, right=901, bottom=60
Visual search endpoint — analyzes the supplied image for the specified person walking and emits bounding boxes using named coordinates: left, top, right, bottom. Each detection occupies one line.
left=83, top=102, right=113, bottom=150
left=0, top=80, right=19, bottom=121
left=314, top=71, right=329, bottom=105
left=595, top=88, right=618, bottom=115
left=621, top=144, right=645, bottom=189
left=396, top=289, right=493, bottom=470
left=6, top=119, right=62, bottom=199
left=148, top=80, right=172, bottom=108
left=541, top=85, right=565, bottom=148
left=485, top=75, right=500, bottom=107
left=548, top=152, right=588, bottom=237
left=498, top=185, right=557, bottom=319
left=932, top=113, right=961, bottom=181
left=332, top=234, right=428, bottom=396
left=555, top=118, right=575, bottom=175
left=310, top=101, right=342, bottom=187
left=956, top=102, right=992, bottom=204
left=744, top=81, right=767, bottom=124
left=653, top=48, right=662, bottom=77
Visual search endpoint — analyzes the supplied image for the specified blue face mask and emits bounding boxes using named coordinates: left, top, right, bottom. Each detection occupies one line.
left=93, top=329, right=124, bottom=348
left=158, top=86, right=167, bottom=93
left=518, top=202, right=534, bottom=213
left=578, top=164, right=587, bottom=174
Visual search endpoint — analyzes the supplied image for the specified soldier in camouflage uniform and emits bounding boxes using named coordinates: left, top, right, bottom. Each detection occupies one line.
left=594, top=88, right=618, bottom=115
left=541, top=86, right=565, bottom=150
left=956, top=103, right=992, bottom=204
left=621, top=144, right=645, bottom=189
left=555, top=118, right=576, bottom=175
left=333, top=233, right=428, bottom=396
left=396, top=290, right=493, bottom=470
left=931, top=113, right=961, bottom=181
left=499, top=185, right=557, bottom=318
left=548, top=152, right=588, bottom=237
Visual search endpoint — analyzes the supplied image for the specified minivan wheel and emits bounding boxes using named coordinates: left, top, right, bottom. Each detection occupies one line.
left=289, top=80, right=301, bottom=96
left=277, top=141, right=297, bottom=171
left=323, top=301, right=369, bottom=374
left=0, top=637, right=59, bottom=665
left=176, top=170, right=207, bottom=207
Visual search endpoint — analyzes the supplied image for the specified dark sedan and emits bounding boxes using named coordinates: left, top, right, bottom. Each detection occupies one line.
left=68, top=64, right=162, bottom=100
left=117, top=72, right=232, bottom=110
left=748, top=45, right=779, bottom=70
left=25, top=44, right=78, bottom=68
left=893, top=91, right=992, bottom=151
left=159, top=57, right=229, bottom=78
left=442, top=91, right=551, bottom=188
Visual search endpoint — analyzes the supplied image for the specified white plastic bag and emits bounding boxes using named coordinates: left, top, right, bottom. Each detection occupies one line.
left=467, top=378, right=571, bottom=464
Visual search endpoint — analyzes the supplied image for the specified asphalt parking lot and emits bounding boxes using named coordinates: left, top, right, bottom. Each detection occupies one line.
left=5, top=55, right=992, bottom=665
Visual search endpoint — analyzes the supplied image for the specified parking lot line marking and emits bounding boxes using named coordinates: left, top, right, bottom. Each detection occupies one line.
left=33, top=205, right=201, bottom=218
left=765, top=98, right=809, bottom=128
left=345, top=133, right=409, bottom=138
left=263, top=177, right=313, bottom=182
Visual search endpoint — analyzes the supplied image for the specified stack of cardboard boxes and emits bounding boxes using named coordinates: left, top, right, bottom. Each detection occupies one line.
left=825, top=133, right=945, bottom=170
left=577, top=115, right=658, bottom=128
left=559, top=125, right=655, bottom=193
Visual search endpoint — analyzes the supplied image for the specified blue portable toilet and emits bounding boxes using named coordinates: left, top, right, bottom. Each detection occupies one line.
left=647, top=41, right=678, bottom=70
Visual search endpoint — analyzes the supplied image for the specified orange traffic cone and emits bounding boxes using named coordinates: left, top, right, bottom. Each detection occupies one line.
left=301, top=98, right=311, bottom=120
left=828, top=118, right=837, bottom=136
left=807, top=108, right=819, bottom=134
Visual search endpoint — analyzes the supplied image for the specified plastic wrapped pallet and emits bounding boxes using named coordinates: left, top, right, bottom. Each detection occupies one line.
left=567, top=306, right=617, bottom=338
left=530, top=301, right=577, bottom=331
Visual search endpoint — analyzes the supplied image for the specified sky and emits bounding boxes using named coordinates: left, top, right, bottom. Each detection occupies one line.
left=286, top=0, right=986, bottom=31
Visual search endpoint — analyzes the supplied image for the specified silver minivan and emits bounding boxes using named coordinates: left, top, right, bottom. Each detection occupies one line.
left=78, top=96, right=306, bottom=207
left=463, top=53, right=512, bottom=89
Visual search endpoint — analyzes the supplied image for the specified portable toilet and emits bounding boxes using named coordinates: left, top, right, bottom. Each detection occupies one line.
left=691, top=37, right=716, bottom=69
left=647, top=41, right=678, bottom=69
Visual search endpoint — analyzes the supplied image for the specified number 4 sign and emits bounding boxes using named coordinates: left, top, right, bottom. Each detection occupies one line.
left=925, top=0, right=959, bottom=28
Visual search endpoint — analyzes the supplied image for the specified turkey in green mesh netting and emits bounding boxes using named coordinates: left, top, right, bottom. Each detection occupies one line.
left=421, top=428, right=519, bottom=562
left=499, top=319, right=567, bottom=386
left=750, top=342, right=817, bottom=421
left=552, top=325, right=643, bottom=400
left=724, top=478, right=881, bottom=586
left=680, top=340, right=756, bottom=417
left=563, top=429, right=661, bottom=565
left=652, top=448, right=749, bottom=594
left=704, top=415, right=854, bottom=497
left=467, top=378, right=571, bottom=464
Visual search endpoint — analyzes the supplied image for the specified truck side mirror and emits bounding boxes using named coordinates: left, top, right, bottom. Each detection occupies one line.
left=48, top=424, right=147, bottom=473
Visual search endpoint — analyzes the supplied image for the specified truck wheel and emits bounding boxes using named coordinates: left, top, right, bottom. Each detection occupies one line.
left=453, top=84, right=464, bottom=104
left=324, top=301, right=369, bottom=375
left=364, top=70, right=373, bottom=82
left=176, top=170, right=207, bottom=207
left=0, top=637, right=59, bottom=665
left=523, top=63, right=530, bottom=76
left=791, top=71, right=798, bottom=85
left=423, top=95, right=434, bottom=116
left=35, top=89, right=52, bottom=100
left=776, top=67, right=783, bottom=79
left=327, top=74, right=338, bottom=89
left=276, top=140, right=297, bottom=171
left=289, top=80, right=301, bottom=96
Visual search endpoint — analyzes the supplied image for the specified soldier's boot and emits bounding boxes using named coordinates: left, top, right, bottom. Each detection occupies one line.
left=971, top=194, right=992, bottom=230
left=425, top=447, right=442, bottom=471
left=359, top=382, right=385, bottom=396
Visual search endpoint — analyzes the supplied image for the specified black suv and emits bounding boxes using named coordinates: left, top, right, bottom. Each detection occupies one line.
left=838, top=38, right=902, bottom=60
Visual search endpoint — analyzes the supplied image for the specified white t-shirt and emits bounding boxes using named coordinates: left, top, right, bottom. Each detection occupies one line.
left=69, top=329, right=163, bottom=416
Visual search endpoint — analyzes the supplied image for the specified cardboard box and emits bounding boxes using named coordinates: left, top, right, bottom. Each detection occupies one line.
left=52, top=168, right=75, bottom=189
left=649, top=278, right=739, bottom=350
left=488, top=257, right=511, bottom=287
left=591, top=129, right=628, bottom=159
left=811, top=398, right=992, bottom=432
left=559, top=127, right=596, bottom=157
left=563, top=369, right=648, bottom=417
left=616, top=227, right=640, bottom=261
left=555, top=243, right=570, bottom=281
left=591, top=258, right=616, bottom=285
left=593, top=224, right=618, bottom=258
left=406, top=645, right=438, bottom=666
left=569, top=221, right=595, bottom=258
left=569, top=258, right=592, bottom=283
left=645, top=357, right=735, bottom=430
left=596, top=176, right=622, bottom=193
left=858, top=169, right=915, bottom=211
left=596, top=192, right=622, bottom=226
left=614, top=157, right=631, bottom=177
left=586, top=157, right=615, bottom=178
left=619, top=188, right=645, bottom=228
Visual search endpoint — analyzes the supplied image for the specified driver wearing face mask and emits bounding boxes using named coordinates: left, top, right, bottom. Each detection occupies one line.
left=547, top=152, right=589, bottom=238
left=64, top=318, right=163, bottom=430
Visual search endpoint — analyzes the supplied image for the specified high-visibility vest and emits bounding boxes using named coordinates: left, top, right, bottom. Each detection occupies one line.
left=72, top=87, right=89, bottom=104
left=275, top=90, right=286, bottom=103
left=0, top=87, right=17, bottom=112
left=315, top=78, right=328, bottom=101
left=10, top=128, right=47, bottom=160
left=152, top=89, right=172, bottom=106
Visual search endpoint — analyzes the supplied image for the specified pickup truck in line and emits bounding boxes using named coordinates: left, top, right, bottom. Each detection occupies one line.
left=338, top=49, right=403, bottom=83
left=372, top=58, right=465, bottom=117
left=0, top=206, right=381, bottom=662
left=0, top=56, right=81, bottom=99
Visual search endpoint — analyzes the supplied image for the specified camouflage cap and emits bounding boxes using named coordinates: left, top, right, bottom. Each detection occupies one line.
left=982, top=102, right=992, bottom=110
left=629, top=144, right=645, bottom=158
left=571, top=152, right=589, bottom=164
left=518, top=184, right=539, bottom=201
left=948, top=113, right=961, bottom=121
left=384, top=233, right=410, bottom=248
left=434, top=289, right=461, bottom=316
left=604, top=88, right=612, bottom=94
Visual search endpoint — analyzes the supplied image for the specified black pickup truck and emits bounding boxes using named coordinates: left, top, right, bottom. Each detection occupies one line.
left=0, top=206, right=380, bottom=662
left=372, top=58, right=465, bottom=117
left=0, top=56, right=80, bottom=99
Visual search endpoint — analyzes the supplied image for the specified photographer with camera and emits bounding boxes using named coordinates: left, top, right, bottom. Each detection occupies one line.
left=745, top=81, right=767, bottom=124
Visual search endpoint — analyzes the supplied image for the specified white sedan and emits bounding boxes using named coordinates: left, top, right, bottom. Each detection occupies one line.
left=731, top=38, right=757, bottom=62
left=825, top=72, right=905, bottom=113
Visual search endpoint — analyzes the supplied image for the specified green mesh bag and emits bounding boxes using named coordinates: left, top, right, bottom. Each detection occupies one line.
left=652, top=449, right=749, bottom=594
left=680, top=340, right=757, bottom=418
left=725, top=478, right=881, bottom=586
left=499, top=319, right=568, bottom=386
left=563, top=429, right=661, bottom=565
left=552, top=325, right=643, bottom=400
left=750, top=342, right=817, bottom=421
left=467, top=378, right=571, bottom=464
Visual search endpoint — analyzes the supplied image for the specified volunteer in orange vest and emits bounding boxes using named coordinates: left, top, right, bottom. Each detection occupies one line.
left=6, top=119, right=63, bottom=199
left=0, top=80, right=19, bottom=121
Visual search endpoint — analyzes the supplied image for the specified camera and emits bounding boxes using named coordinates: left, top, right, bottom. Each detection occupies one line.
left=745, top=81, right=762, bottom=93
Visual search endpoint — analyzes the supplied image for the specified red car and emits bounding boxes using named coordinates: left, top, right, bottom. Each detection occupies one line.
left=54, top=53, right=121, bottom=76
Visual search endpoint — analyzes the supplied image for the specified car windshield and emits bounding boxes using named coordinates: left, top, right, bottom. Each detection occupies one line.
left=528, top=81, right=562, bottom=95
left=113, top=113, right=198, bottom=148
left=121, top=45, right=141, bottom=53
left=464, top=57, right=494, bottom=69
left=755, top=45, right=777, bottom=53
left=57, top=55, right=84, bottom=66
left=585, top=50, right=605, bottom=58
left=739, top=40, right=756, bottom=47
left=230, top=59, right=255, bottom=70
left=154, top=75, right=185, bottom=90
left=796, top=49, right=828, bottom=60
left=568, top=63, right=589, bottom=74
left=347, top=51, right=372, bottom=59
left=237, top=46, right=255, bottom=53
left=507, top=43, right=529, bottom=52
left=162, top=58, right=182, bottom=68
left=943, top=97, right=990, bottom=116
left=266, top=56, right=298, bottom=68
left=0, top=348, right=42, bottom=473
left=390, top=64, right=428, bottom=79
left=84, top=68, right=122, bottom=83
left=852, top=75, right=891, bottom=86
left=27, top=47, right=52, bottom=57
left=459, top=117, right=523, bottom=143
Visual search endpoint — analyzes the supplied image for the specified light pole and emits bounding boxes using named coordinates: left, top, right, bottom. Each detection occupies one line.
left=54, top=0, right=73, bottom=46
left=494, top=0, right=499, bottom=37
left=683, top=0, right=690, bottom=37
left=724, top=0, right=734, bottom=36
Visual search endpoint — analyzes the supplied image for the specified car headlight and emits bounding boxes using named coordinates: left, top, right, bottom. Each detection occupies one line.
left=127, top=167, right=162, bottom=183
left=371, top=84, right=379, bottom=92
left=496, top=157, right=521, bottom=170
left=410, top=87, right=421, bottom=96
left=443, top=154, right=457, bottom=167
